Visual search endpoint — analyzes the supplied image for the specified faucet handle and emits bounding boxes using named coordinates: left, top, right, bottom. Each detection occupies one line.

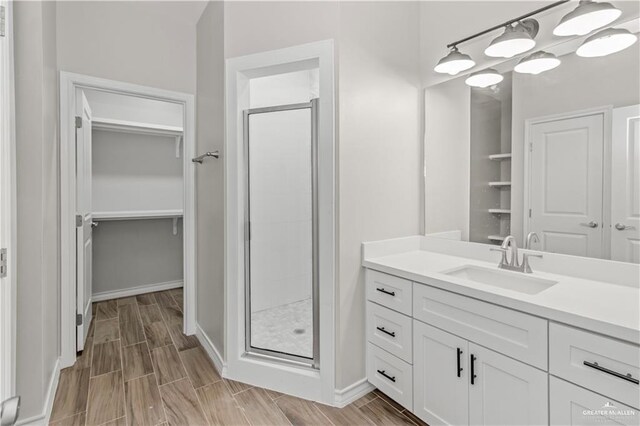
left=522, top=251, right=543, bottom=273
left=490, top=247, right=508, bottom=266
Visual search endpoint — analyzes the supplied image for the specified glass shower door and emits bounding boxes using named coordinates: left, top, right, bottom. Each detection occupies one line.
left=244, top=100, right=319, bottom=367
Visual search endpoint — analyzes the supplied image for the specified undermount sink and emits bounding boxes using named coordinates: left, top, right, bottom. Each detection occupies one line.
left=443, top=265, right=558, bottom=295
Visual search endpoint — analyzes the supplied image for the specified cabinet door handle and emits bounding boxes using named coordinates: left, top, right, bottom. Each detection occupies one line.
left=583, top=361, right=639, bottom=385
left=377, top=369, right=396, bottom=383
left=376, top=287, right=395, bottom=297
left=470, top=354, right=477, bottom=385
left=456, top=348, right=463, bottom=378
left=376, top=326, right=396, bottom=338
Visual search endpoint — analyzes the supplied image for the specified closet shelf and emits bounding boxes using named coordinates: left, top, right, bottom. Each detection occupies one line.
left=93, top=210, right=183, bottom=221
left=488, top=208, right=511, bottom=214
left=92, top=117, right=183, bottom=137
left=489, top=181, right=512, bottom=188
left=489, top=153, right=512, bottom=161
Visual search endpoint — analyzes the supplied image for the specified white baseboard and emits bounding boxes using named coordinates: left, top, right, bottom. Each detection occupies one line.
left=16, top=358, right=61, bottom=425
left=333, top=378, right=375, bottom=408
left=195, top=324, right=226, bottom=377
left=92, top=280, right=183, bottom=302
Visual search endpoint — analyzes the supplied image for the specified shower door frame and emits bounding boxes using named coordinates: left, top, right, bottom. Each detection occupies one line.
left=243, top=99, right=320, bottom=368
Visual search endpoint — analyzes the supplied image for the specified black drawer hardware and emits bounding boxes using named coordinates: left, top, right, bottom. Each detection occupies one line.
left=376, top=287, right=395, bottom=297
left=377, top=369, right=396, bottom=383
left=583, top=361, right=639, bottom=385
left=457, top=348, right=463, bottom=378
left=470, top=354, right=477, bottom=385
left=376, top=326, right=396, bottom=338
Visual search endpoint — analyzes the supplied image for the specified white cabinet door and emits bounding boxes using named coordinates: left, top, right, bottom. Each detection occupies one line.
left=468, top=343, right=548, bottom=426
left=611, top=104, right=640, bottom=264
left=413, top=321, right=468, bottom=426
left=550, top=376, right=638, bottom=426
left=529, top=113, right=604, bottom=258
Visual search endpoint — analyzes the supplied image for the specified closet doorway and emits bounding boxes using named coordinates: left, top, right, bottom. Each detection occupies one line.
left=59, top=73, right=196, bottom=368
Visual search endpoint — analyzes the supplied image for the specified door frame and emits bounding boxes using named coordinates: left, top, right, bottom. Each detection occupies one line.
left=0, top=0, right=16, bottom=401
left=523, top=105, right=612, bottom=258
left=225, top=40, right=336, bottom=404
left=59, top=72, right=197, bottom=368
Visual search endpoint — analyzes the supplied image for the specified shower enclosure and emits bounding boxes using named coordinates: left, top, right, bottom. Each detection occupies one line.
left=243, top=99, right=319, bottom=367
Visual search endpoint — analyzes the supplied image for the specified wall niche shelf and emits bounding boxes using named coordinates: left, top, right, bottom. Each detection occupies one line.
left=489, top=181, right=511, bottom=188
left=488, top=208, right=511, bottom=214
left=489, top=153, right=512, bottom=161
left=488, top=235, right=507, bottom=242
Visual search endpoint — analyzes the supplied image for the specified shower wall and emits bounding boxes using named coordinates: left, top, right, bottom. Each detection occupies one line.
left=248, top=70, right=318, bottom=313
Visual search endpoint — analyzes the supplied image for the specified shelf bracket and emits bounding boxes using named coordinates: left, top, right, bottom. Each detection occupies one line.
left=172, top=217, right=179, bottom=235
left=175, top=136, right=182, bottom=159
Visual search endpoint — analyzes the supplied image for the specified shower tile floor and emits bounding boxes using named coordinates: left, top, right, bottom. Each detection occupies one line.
left=251, top=298, right=313, bottom=359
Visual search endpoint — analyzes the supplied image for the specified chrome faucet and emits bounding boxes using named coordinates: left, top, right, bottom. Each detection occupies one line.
left=525, top=232, right=539, bottom=249
left=491, top=235, right=543, bottom=273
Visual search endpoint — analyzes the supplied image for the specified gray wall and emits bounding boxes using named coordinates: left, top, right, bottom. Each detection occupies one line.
left=14, top=1, right=59, bottom=420
left=92, top=220, right=184, bottom=295
left=13, top=1, right=200, bottom=420
left=223, top=1, right=423, bottom=390
left=55, top=1, right=198, bottom=94
left=195, top=1, right=226, bottom=359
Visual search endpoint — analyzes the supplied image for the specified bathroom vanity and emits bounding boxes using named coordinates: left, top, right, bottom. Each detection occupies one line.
left=363, top=236, right=640, bottom=426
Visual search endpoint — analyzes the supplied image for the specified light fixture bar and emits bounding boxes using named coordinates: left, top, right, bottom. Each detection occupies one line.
left=446, top=0, right=569, bottom=49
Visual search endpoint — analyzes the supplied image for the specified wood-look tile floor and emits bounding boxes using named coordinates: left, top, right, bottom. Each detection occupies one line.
left=49, top=289, right=426, bottom=426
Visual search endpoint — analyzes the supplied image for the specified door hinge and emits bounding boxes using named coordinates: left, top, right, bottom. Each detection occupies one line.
left=0, top=6, right=6, bottom=38
left=529, top=208, right=532, bottom=218
left=529, top=142, right=533, bottom=152
left=76, top=313, right=83, bottom=326
left=75, top=214, right=83, bottom=227
left=75, top=116, right=82, bottom=129
left=0, top=248, right=7, bottom=278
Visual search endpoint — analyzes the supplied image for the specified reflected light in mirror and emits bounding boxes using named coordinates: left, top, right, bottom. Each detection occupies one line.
left=514, top=51, right=561, bottom=75
left=576, top=28, right=638, bottom=57
left=465, top=69, right=504, bottom=88
left=434, top=47, right=476, bottom=75
left=553, top=0, right=622, bottom=37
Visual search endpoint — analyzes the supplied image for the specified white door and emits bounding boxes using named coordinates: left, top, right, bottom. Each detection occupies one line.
left=413, top=321, right=469, bottom=426
left=550, top=376, right=638, bottom=426
left=529, top=113, right=604, bottom=258
left=75, top=90, right=93, bottom=351
left=468, top=343, right=548, bottom=426
left=611, top=105, right=640, bottom=264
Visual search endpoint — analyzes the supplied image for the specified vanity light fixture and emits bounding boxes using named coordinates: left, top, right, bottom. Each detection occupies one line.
left=465, top=69, right=504, bottom=88
left=434, top=46, right=476, bottom=75
left=553, top=0, right=622, bottom=37
left=514, top=51, right=561, bottom=74
left=484, top=20, right=539, bottom=58
left=576, top=27, right=638, bottom=57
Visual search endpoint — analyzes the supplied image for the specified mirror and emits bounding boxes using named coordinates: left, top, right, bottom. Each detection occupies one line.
left=425, top=19, right=640, bottom=263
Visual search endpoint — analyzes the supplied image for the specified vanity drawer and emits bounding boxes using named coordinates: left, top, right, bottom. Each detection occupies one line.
left=367, top=302, right=412, bottom=363
left=366, top=270, right=412, bottom=316
left=549, top=322, right=640, bottom=409
left=550, top=376, right=638, bottom=426
left=413, top=283, right=548, bottom=370
left=367, top=342, right=413, bottom=411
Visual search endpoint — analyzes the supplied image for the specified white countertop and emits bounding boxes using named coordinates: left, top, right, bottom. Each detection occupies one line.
left=363, top=245, right=640, bottom=345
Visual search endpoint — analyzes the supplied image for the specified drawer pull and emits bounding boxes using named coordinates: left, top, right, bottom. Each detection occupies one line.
left=376, top=287, right=396, bottom=297
left=377, top=369, right=396, bottom=383
left=456, top=348, right=463, bottom=378
left=376, top=326, right=396, bottom=338
left=470, top=354, right=477, bottom=385
left=583, top=361, right=639, bottom=385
